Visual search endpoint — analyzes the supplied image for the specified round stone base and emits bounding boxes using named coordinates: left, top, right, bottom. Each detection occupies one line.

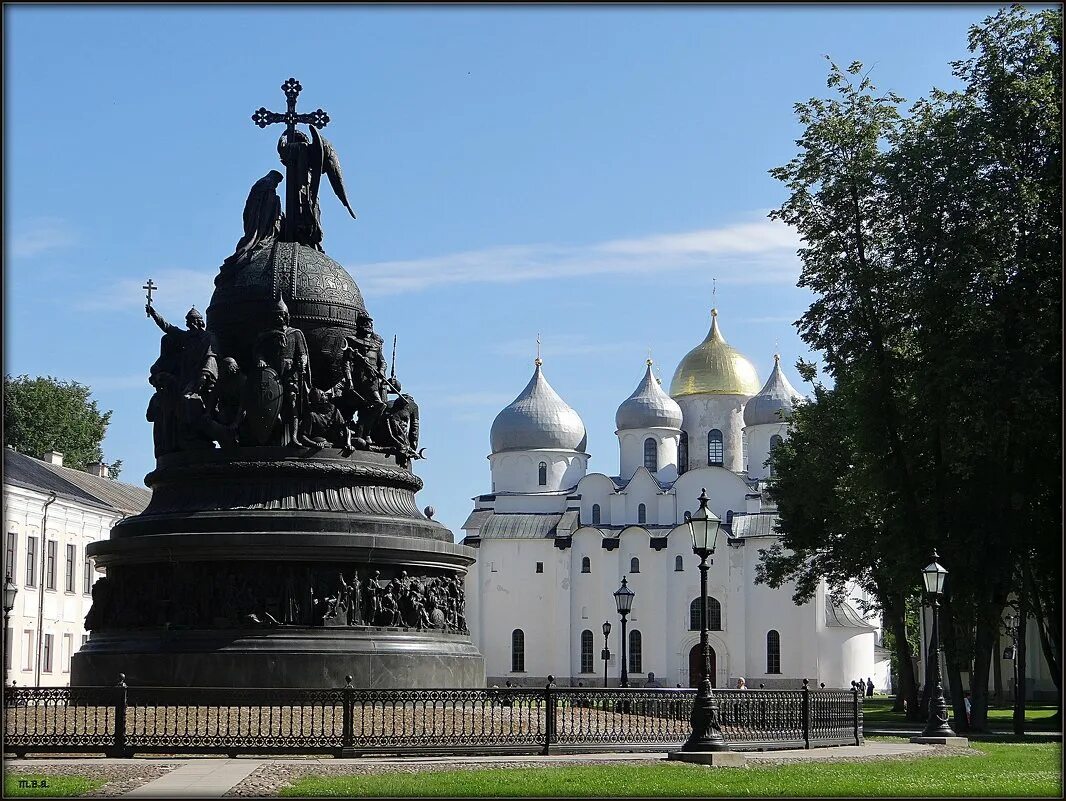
left=71, top=627, right=485, bottom=688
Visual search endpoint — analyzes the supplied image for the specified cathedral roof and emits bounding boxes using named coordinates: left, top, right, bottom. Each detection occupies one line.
left=669, top=309, right=761, bottom=398
left=743, top=354, right=805, bottom=426
left=490, top=360, right=588, bottom=454
left=616, top=360, right=683, bottom=431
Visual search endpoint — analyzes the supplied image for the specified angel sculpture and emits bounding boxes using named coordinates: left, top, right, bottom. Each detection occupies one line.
left=215, top=170, right=284, bottom=287
left=277, top=126, right=356, bottom=250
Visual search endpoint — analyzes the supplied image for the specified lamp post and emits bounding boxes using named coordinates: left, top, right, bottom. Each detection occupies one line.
left=3, top=574, right=18, bottom=687
left=680, top=488, right=728, bottom=753
left=920, top=551, right=955, bottom=738
left=601, top=620, right=612, bottom=688
left=613, top=578, right=634, bottom=688
left=1003, top=612, right=1019, bottom=699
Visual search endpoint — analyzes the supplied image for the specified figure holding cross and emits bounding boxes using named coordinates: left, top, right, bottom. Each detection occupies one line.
left=252, top=78, right=356, bottom=249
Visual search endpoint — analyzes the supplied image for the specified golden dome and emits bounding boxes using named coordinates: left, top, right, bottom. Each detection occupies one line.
left=669, top=309, right=762, bottom=397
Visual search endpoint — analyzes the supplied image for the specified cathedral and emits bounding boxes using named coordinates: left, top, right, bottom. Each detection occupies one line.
left=462, top=308, right=890, bottom=689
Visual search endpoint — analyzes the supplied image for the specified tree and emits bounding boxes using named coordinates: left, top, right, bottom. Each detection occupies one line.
left=3, top=375, right=122, bottom=478
left=760, top=5, right=1061, bottom=731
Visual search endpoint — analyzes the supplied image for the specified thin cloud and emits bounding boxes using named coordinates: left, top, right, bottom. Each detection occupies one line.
left=350, top=218, right=801, bottom=296
left=488, top=335, right=637, bottom=361
left=10, top=218, right=78, bottom=258
left=79, top=268, right=215, bottom=314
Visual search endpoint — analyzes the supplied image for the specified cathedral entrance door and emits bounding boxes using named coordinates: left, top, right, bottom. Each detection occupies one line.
left=688, top=644, right=716, bottom=688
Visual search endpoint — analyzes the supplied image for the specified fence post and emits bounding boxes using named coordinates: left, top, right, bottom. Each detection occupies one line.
left=851, top=681, right=861, bottom=746
left=801, top=678, right=810, bottom=750
left=110, top=673, right=129, bottom=758
left=341, top=675, right=356, bottom=757
left=542, top=675, right=555, bottom=756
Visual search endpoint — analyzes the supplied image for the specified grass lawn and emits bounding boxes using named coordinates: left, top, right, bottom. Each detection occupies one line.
left=3, top=775, right=106, bottom=798
left=862, top=697, right=1060, bottom=729
left=282, top=740, right=1061, bottom=798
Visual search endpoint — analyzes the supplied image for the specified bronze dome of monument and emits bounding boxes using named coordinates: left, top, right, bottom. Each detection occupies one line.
left=208, top=241, right=367, bottom=391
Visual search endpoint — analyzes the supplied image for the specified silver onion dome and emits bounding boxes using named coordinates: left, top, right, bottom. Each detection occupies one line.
left=743, top=354, right=805, bottom=426
left=490, top=360, right=588, bottom=454
left=616, top=360, right=683, bottom=431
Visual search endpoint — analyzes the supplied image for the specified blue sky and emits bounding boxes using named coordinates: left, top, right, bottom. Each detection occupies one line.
left=5, top=4, right=1020, bottom=535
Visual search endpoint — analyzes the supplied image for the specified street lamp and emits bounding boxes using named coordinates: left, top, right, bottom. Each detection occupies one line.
left=601, top=620, right=612, bottom=688
left=3, top=574, right=18, bottom=687
left=920, top=551, right=956, bottom=738
left=613, top=578, right=634, bottom=688
left=680, top=488, right=728, bottom=753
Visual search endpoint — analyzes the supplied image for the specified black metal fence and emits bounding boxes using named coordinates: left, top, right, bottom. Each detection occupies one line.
left=5, top=676, right=863, bottom=757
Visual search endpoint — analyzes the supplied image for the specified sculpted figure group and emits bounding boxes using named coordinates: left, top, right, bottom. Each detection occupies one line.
left=144, top=297, right=421, bottom=466
left=85, top=563, right=467, bottom=634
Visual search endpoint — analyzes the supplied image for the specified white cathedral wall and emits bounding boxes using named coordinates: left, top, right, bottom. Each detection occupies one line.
left=744, top=422, right=789, bottom=479
left=576, top=475, right=615, bottom=525
left=672, top=467, right=751, bottom=523
left=617, top=429, right=680, bottom=484
left=488, top=451, right=587, bottom=494
left=676, top=395, right=748, bottom=473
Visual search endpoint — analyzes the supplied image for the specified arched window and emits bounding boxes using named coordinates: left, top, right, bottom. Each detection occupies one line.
left=538, top=462, right=547, bottom=486
left=707, top=430, right=724, bottom=466
left=679, top=431, right=689, bottom=474
left=643, top=438, right=658, bottom=472
left=630, top=557, right=640, bottom=573
left=580, top=630, right=594, bottom=673
left=581, top=556, right=591, bottom=574
left=767, top=630, right=781, bottom=674
left=511, top=629, right=525, bottom=672
left=768, top=434, right=783, bottom=478
left=675, top=555, right=684, bottom=572
left=637, top=503, right=647, bottom=524
left=689, top=597, right=722, bottom=631
left=628, top=630, right=642, bottom=674
left=591, top=504, right=601, bottom=525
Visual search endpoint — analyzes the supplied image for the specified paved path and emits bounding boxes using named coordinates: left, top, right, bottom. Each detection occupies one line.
left=4, top=742, right=940, bottom=797
left=123, top=759, right=261, bottom=798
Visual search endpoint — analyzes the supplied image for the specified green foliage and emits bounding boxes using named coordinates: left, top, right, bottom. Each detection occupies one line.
left=760, top=4, right=1061, bottom=728
left=3, top=774, right=105, bottom=797
left=282, top=741, right=1062, bottom=797
left=3, top=375, right=121, bottom=478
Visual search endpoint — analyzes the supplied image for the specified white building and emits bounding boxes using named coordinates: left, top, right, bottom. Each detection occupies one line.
left=3, top=448, right=151, bottom=686
left=463, top=308, right=891, bottom=690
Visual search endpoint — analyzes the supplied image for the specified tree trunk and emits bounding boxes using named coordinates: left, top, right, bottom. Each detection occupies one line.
left=969, top=605, right=998, bottom=733
left=1014, top=601, right=1028, bottom=735
left=940, top=596, right=969, bottom=732
left=993, top=631, right=1003, bottom=704
left=884, top=593, right=920, bottom=720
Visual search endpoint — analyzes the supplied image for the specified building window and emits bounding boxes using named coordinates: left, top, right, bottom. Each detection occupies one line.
left=630, top=557, right=640, bottom=574
left=5, top=532, right=15, bottom=582
left=689, top=597, right=723, bottom=631
left=679, top=431, right=689, bottom=474
left=84, top=558, right=93, bottom=595
left=25, top=536, right=37, bottom=587
left=43, top=633, right=54, bottom=673
left=490, top=561, right=498, bottom=572
left=45, top=540, right=57, bottom=591
left=580, top=630, right=594, bottom=673
left=707, top=430, right=724, bottom=466
left=538, top=462, right=547, bottom=486
left=511, top=629, right=525, bottom=672
left=643, top=438, right=657, bottom=472
left=768, top=434, right=783, bottom=477
left=22, top=630, right=34, bottom=671
left=591, top=504, right=601, bottom=525
left=637, top=503, right=647, bottom=524
left=767, top=630, right=781, bottom=674
left=62, top=633, right=72, bottom=673
left=628, top=629, right=642, bottom=674
left=675, top=555, right=684, bottom=572
left=581, top=556, right=591, bottom=574
left=535, top=562, right=544, bottom=574
left=65, top=544, right=76, bottom=593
